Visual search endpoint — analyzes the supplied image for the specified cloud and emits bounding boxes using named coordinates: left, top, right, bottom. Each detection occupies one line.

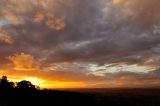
left=109, top=0, right=160, bottom=28
left=3, top=11, right=24, bottom=25
left=33, top=12, right=45, bottom=23
left=0, top=0, right=160, bottom=88
left=8, top=53, right=39, bottom=71
left=45, top=14, right=65, bottom=30
left=2, top=0, right=159, bottom=65
left=0, top=32, right=14, bottom=44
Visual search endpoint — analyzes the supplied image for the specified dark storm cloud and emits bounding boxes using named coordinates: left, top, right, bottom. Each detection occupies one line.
left=0, top=0, right=160, bottom=87
left=1, top=0, right=104, bottom=62
left=0, top=0, right=160, bottom=64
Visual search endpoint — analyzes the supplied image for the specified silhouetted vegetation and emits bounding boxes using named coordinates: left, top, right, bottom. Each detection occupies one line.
left=0, top=76, right=160, bottom=106
left=0, top=76, right=14, bottom=92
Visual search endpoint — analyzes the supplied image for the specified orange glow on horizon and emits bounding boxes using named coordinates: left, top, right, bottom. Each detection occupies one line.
left=7, top=76, right=86, bottom=89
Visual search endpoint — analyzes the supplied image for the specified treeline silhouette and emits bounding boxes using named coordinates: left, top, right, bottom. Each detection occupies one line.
left=0, top=76, right=98, bottom=106
left=0, top=76, right=160, bottom=106
left=0, top=76, right=39, bottom=92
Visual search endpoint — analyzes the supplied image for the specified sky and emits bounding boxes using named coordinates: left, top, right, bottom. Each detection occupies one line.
left=0, top=0, right=160, bottom=88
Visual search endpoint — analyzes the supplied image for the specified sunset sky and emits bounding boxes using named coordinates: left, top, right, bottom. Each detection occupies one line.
left=0, top=0, right=160, bottom=88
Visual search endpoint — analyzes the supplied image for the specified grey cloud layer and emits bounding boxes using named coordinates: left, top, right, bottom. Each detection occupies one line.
left=0, top=0, right=160, bottom=87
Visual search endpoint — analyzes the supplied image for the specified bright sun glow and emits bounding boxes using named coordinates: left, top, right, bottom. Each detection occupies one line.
left=7, top=76, right=86, bottom=89
left=23, top=77, right=46, bottom=87
left=8, top=77, right=46, bottom=88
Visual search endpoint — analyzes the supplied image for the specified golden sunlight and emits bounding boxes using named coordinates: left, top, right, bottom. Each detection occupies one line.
left=7, top=76, right=86, bottom=89
left=8, top=77, right=46, bottom=88
left=44, top=81, right=86, bottom=88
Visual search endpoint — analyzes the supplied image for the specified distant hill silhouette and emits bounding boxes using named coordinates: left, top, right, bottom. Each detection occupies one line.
left=0, top=76, right=160, bottom=106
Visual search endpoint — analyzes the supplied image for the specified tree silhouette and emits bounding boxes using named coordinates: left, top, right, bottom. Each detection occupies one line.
left=0, top=76, right=14, bottom=92
left=16, top=80, right=37, bottom=90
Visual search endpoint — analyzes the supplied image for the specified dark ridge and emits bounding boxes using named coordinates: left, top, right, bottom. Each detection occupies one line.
left=0, top=76, right=160, bottom=106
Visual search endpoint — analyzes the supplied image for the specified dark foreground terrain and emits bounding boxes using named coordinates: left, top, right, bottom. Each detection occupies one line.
left=1, top=88, right=160, bottom=106
left=0, top=76, right=160, bottom=106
